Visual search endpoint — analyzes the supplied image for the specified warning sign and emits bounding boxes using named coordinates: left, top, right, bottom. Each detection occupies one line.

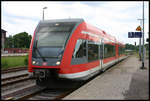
left=136, top=26, right=142, bottom=31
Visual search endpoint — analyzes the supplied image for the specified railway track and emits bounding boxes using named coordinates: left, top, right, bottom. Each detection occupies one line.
left=2, top=84, right=45, bottom=100
left=2, top=80, right=82, bottom=100
left=24, top=88, right=75, bottom=100
left=1, top=66, right=29, bottom=87
left=2, top=73, right=29, bottom=87
left=1, top=66, right=34, bottom=100
left=1, top=66, right=27, bottom=74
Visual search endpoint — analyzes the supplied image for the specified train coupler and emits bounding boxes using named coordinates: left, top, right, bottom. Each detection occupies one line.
left=28, top=72, right=34, bottom=79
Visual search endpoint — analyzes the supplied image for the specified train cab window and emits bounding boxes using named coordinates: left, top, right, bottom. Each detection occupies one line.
left=71, top=39, right=87, bottom=65
left=36, top=22, right=76, bottom=47
left=88, top=41, right=99, bottom=62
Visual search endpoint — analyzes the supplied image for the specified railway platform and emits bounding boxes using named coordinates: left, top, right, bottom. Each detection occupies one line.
left=63, top=55, right=149, bottom=100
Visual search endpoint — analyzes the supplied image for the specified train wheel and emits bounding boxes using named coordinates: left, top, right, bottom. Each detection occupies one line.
left=36, top=77, right=47, bottom=86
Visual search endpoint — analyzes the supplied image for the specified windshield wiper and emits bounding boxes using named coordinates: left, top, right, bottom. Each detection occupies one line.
left=57, top=48, right=64, bottom=58
left=34, top=40, right=46, bottom=62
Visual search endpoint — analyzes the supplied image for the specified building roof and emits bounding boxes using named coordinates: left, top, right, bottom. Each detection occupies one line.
left=1, top=29, right=7, bottom=33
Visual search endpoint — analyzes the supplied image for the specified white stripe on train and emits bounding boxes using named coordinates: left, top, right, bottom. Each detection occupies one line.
left=58, top=56, right=126, bottom=79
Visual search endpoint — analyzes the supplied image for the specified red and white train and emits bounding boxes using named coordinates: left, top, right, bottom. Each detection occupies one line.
left=28, top=18, right=126, bottom=86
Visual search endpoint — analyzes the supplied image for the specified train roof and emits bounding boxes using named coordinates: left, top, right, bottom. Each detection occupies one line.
left=84, top=22, right=125, bottom=45
left=40, top=18, right=84, bottom=24
left=84, top=22, right=117, bottom=42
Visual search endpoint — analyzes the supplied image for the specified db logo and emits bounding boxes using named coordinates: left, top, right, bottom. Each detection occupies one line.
left=43, top=62, right=47, bottom=66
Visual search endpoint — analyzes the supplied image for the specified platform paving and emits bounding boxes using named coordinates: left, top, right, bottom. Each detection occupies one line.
left=63, top=55, right=149, bottom=100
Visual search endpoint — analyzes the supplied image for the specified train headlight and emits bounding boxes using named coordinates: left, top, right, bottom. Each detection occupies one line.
left=56, top=61, right=60, bottom=65
left=55, top=23, right=59, bottom=26
left=32, top=61, right=36, bottom=64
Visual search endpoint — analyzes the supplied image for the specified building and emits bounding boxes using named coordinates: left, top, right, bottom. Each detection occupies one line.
left=1, top=29, right=7, bottom=53
left=4, top=48, right=29, bottom=53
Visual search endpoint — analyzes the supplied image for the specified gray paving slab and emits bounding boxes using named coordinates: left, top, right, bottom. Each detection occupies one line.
left=63, top=55, right=149, bottom=100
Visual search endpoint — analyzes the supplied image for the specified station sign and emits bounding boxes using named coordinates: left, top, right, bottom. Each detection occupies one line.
left=128, top=32, right=142, bottom=38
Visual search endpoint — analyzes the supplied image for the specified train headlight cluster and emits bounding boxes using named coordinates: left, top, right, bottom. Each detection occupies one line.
left=56, top=61, right=60, bottom=65
left=33, top=61, right=39, bottom=65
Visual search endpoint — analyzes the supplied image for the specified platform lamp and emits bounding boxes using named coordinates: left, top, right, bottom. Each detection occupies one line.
left=43, top=7, right=47, bottom=20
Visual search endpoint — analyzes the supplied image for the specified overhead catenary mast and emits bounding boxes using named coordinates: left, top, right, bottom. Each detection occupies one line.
left=141, top=1, right=145, bottom=69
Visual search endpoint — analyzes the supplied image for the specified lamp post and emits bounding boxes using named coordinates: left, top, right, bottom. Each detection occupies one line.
left=43, top=7, right=47, bottom=20
left=137, top=18, right=143, bottom=61
left=141, top=1, right=145, bottom=69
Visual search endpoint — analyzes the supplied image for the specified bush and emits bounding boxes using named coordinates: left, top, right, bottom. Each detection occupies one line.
left=2, top=60, right=8, bottom=67
left=24, top=55, right=28, bottom=65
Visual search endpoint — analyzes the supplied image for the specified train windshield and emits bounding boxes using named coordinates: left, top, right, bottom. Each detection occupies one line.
left=36, top=22, right=76, bottom=47
left=33, top=22, right=76, bottom=58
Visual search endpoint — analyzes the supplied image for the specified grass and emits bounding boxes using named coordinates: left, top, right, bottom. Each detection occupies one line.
left=1, top=55, right=28, bottom=70
left=134, top=52, right=140, bottom=58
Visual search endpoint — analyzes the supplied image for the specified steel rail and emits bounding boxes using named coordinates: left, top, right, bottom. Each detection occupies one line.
left=2, top=75, right=30, bottom=87
left=2, top=73, right=28, bottom=81
left=1, top=66, right=27, bottom=74
left=2, top=84, right=45, bottom=100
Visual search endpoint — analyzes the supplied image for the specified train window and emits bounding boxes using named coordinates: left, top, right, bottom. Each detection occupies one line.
left=104, top=43, right=115, bottom=58
left=88, top=41, right=99, bottom=62
left=71, top=39, right=87, bottom=65
left=100, top=43, right=104, bottom=59
left=119, top=46, right=125, bottom=55
left=72, top=39, right=86, bottom=58
left=119, top=46, right=122, bottom=55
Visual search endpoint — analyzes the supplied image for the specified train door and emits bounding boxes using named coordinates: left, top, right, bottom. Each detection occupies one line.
left=99, top=39, right=104, bottom=70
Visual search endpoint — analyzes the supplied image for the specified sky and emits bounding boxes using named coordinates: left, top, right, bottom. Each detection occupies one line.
left=1, top=1, right=149, bottom=45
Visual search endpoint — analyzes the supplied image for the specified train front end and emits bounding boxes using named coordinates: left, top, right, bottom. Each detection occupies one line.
left=28, top=19, right=82, bottom=86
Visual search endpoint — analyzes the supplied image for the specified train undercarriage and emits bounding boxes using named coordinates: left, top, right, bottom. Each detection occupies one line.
left=30, top=68, right=82, bottom=88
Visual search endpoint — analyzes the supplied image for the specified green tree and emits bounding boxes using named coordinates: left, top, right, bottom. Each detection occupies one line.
left=5, top=35, right=14, bottom=48
left=145, top=43, right=149, bottom=51
left=13, top=32, right=32, bottom=48
left=125, top=43, right=138, bottom=51
left=27, top=35, right=32, bottom=48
